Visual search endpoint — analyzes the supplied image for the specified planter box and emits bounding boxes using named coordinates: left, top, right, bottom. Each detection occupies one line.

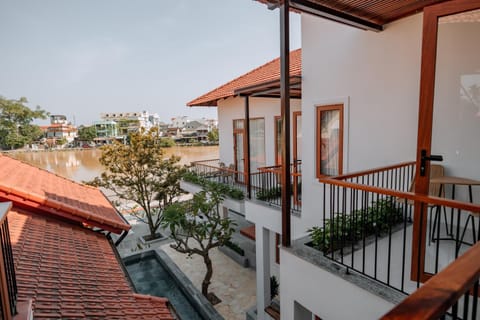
left=219, top=245, right=249, bottom=268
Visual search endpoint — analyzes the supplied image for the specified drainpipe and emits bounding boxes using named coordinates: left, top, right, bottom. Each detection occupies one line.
left=280, top=1, right=292, bottom=247
left=115, top=211, right=131, bottom=246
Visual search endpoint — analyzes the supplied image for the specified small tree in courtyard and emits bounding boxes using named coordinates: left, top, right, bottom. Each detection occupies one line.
left=89, top=128, right=186, bottom=239
left=162, top=184, right=235, bottom=303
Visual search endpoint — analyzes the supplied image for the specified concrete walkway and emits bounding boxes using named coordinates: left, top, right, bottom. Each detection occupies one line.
left=115, top=213, right=256, bottom=320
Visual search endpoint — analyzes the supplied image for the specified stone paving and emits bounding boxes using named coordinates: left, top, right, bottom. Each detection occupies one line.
left=115, top=213, right=256, bottom=320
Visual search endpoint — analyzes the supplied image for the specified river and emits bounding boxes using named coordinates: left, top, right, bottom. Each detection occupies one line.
left=9, top=146, right=219, bottom=183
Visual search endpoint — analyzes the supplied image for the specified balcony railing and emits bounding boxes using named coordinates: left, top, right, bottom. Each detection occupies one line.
left=316, top=161, right=480, bottom=297
left=188, top=159, right=302, bottom=211
left=0, top=202, right=17, bottom=320
left=189, top=159, right=247, bottom=194
left=382, top=241, right=480, bottom=320
left=251, top=161, right=302, bottom=212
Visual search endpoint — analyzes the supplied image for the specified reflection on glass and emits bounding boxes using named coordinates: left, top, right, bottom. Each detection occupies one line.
left=249, top=118, right=266, bottom=172
left=432, top=8, right=480, bottom=179
left=320, top=110, right=340, bottom=176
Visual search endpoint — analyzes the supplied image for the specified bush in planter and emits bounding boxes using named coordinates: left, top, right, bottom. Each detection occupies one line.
left=224, top=240, right=245, bottom=256
left=270, top=276, right=279, bottom=300
left=308, top=199, right=403, bottom=253
left=183, top=171, right=245, bottom=200
left=256, top=186, right=282, bottom=201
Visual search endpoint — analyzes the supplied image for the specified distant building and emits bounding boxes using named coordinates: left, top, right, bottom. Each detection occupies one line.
left=101, top=111, right=159, bottom=135
left=167, top=116, right=217, bottom=141
left=42, top=115, right=77, bottom=144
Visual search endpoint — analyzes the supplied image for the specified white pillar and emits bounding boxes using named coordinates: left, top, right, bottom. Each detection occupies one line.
left=256, top=226, right=271, bottom=320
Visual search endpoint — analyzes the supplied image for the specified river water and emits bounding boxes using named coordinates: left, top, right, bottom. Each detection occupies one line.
left=10, top=146, right=218, bottom=183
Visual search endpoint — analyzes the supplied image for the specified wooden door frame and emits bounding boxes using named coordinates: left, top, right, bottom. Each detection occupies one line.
left=411, top=0, right=480, bottom=282
left=233, top=119, right=247, bottom=183
left=293, top=111, right=302, bottom=163
left=274, top=116, right=282, bottom=165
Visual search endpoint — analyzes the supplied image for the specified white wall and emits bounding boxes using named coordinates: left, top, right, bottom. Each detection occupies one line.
left=217, top=96, right=301, bottom=168
left=280, top=248, right=394, bottom=320
left=299, top=13, right=423, bottom=237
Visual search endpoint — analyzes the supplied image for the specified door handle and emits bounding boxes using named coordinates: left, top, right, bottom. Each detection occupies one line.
left=420, top=149, right=443, bottom=176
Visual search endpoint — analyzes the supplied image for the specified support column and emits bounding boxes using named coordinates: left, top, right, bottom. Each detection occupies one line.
left=255, top=226, right=271, bottom=320
left=280, top=1, right=291, bottom=247
left=244, top=96, right=252, bottom=199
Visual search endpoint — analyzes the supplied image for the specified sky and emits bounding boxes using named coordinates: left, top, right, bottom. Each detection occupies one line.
left=0, top=0, right=301, bottom=126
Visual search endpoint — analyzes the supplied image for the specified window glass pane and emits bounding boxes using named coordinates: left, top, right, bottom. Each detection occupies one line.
left=276, top=117, right=282, bottom=165
left=249, top=118, right=265, bottom=172
left=320, top=109, right=340, bottom=176
left=233, top=119, right=244, bottom=130
left=296, top=114, right=302, bottom=161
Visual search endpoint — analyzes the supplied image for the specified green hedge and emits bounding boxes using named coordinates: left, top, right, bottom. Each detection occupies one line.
left=308, top=199, right=403, bottom=253
left=183, top=171, right=245, bottom=200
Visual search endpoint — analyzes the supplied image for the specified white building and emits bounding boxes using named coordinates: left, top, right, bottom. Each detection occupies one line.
left=101, top=111, right=160, bottom=134
left=187, top=1, right=480, bottom=319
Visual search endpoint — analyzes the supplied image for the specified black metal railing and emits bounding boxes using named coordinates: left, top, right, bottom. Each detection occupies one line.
left=332, top=161, right=415, bottom=192
left=189, top=159, right=247, bottom=193
left=0, top=202, right=17, bottom=320
left=251, top=160, right=302, bottom=212
left=188, top=159, right=302, bottom=212
left=382, top=242, right=480, bottom=320
left=316, top=162, right=480, bottom=296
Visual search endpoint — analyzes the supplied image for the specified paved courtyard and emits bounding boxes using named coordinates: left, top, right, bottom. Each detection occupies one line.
left=116, top=213, right=256, bottom=320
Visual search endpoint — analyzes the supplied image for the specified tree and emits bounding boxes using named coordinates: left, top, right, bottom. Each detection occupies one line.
left=207, top=127, right=219, bottom=143
left=162, top=184, right=236, bottom=303
left=77, top=125, right=97, bottom=142
left=0, top=96, right=48, bottom=150
left=89, top=128, right=186, bottom=239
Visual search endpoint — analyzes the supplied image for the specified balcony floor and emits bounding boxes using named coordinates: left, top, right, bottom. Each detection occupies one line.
left=340, top=216, right=476, bottom=295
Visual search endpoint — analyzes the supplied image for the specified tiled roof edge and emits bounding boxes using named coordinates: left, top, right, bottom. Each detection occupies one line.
left=0, top=181, right=130, bottom=232
left=187, top=48, right=301, bottom=107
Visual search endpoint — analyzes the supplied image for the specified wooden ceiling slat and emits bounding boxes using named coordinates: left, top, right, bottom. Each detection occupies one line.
left=257, top=0, right=451, bottom=26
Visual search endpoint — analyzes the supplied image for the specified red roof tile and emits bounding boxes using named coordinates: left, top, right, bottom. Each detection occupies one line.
left=9, top=208, right=174, bottom=320
left=0, top=155, right=129, bottom=234
left=187, top=49, right=301, bottom=107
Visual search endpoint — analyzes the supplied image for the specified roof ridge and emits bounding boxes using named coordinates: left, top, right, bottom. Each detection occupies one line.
left=187, top=48, right=301, bottom=106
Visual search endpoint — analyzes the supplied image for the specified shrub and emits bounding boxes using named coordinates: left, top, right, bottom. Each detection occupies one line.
left=308, top=199, right=404, bottom=253
left=256, top=186, right=282, bottom=201
left=224, top=240, right=245, bottom=256
left=183, top=170, right=245, bottom=200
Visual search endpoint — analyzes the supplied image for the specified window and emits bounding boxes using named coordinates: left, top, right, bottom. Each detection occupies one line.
left=249, top=118, right=266, bottom=172
left=274, top=116, right=282, bottom=165
left=316, top=104, right=344, bottom=177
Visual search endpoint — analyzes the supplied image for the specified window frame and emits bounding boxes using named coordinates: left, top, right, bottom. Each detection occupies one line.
left=316, top=104, right=344, bottom=178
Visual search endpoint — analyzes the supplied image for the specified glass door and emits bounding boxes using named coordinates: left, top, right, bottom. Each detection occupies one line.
left=414, top=1, right=480, bottom=281
left=233, top=119, right=246, bottom=183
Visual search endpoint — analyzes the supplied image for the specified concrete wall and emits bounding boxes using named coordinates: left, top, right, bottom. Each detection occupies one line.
left=217, top=96, right=301, bottom=168
left=299, top=13, right=423, bottom=238
left=280, top=248, right=394, bottom=320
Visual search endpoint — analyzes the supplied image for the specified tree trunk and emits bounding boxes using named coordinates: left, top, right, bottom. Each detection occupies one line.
left=202, top=253, right=213, bottom=299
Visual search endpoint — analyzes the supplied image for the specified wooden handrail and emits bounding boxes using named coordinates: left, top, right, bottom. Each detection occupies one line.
left=331, top=161, right=415, bottom=180
left=0, top=202, right=13, bottom=320
left=190, top=158, right=220, bottom=165
left=381, top=241, right=480, bottom=320
left=320, top=177, right=480, bottom=213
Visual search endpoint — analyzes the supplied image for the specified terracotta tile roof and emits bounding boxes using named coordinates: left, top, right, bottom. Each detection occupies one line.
left=9, top=208, right=174, bottom=319
left=187, top=49, right=301, bottom=107
left=0, top=155, right=129, bottom=234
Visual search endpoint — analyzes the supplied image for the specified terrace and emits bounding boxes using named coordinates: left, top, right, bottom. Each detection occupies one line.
left=308, top=161, right=480, bottom=318
left=186, top=158, right=302, bottom=213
